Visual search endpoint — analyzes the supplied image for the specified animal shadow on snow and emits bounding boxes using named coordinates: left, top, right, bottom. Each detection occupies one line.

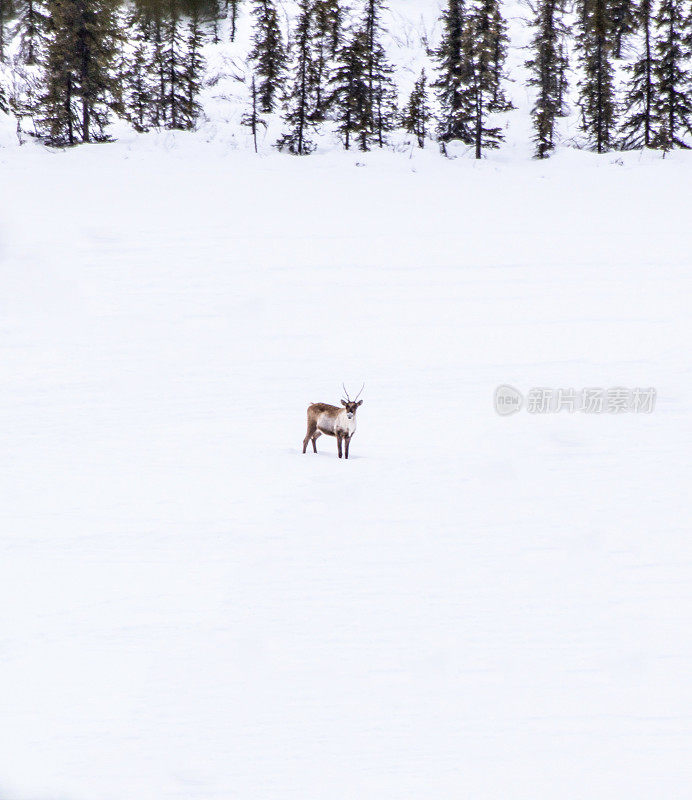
left=281, top=447, right=365, bottom=460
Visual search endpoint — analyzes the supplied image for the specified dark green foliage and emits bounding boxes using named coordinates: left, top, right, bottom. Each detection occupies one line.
left=556, top=39, right=568, bottom=110
left=371, top=56, right=396, bottom=146
left=329, top=14, right=394, bottom=152
left=575, top=0, right=617, bottom=152
left=128, top=0, right=169, bottom=126
left=0, top=0, right=15, bottom=62
left=574, top=0, right=587, bottom=30
left=128, top=0, right=208, bottom=130
left=465, top=0, right=512, bottom=158
left=277, top=0, right=320, bottom=154
left=311, top=0, right=341, bottom=119
left=401, top=68, right=430, bottom=147
left=122, top=4, right=155, bottom=129
left=329, top=27, right=369, bottom=149
left=433, top=0, right=473, bottom=144
left=434, top=0, right=510, bottom=156
left=619, top=0, right=655, bottom=147
left=227, top=0, right=240, bottom=41
left=0, top=79, right=8, bottom=114
left=182, top=4, right=206, bottom=127
left=150, top=14, right=167, bottom=125
left=651, top=0, right=692, bottom=148
left=123, top=39, right=153, bottom=130
left=360, top=0, right=395, bottom=146
left=525, top=0, right=569, bottom=158
left=36, top=0, right=121, bottom=145
left=315, top=0, right=340, bottom=57
left=205, top=0, right=221, bottom=42
left=248, top=0, right=286, bottom=112
left=488, top=0, right=512, bottom=110
left=161, top=2, right=188, bottom=128
left=14, top=0, right=48, bottom=64
left=327, top=0, right=394, bottom=153
left=362, top=0, right=379, bottom=98
left=610, top=0, right=636, bottom=58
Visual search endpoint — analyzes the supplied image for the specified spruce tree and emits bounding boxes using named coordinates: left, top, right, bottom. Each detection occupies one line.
left=575, top=0, right=616, bottom=152
left=370, top=47, right=396, bottom=146
left=360, top=0, right=395, bottom=146
left=277, top=0, right=320, bottom=154
left=182, top=2, right=206, bottom=127
left=611, top=0, right=636, bottom=58
left=0, top=79, right=8, bottom=114
left=433, top=0, right=474, bottom=146
left=151, top=10, right=167, bottom=125
left=14, top=0, right=47, bottom=65
left=651, top=0, right=692, bottom=148
left=129, top=0, right=166, bottom=125
left=362, top=0, right=380, bottom=100
left=123, top=40, right=153, bottom=131
left=156, top=0, right=205, bottom=131
left=36, top=43, right=75, bottom=145
left=248, top=0, right=286, bottom=113
left=312, top=0, right=341, bottom=119
left=329, top=27, right=369, bottom=149
left=37, top=0, right=120, bottom=145
left=241, top=74, right=265, bottom=150
left=619, top=0, right=655, bottom=147
left=0, top=0, right=15, bottom=62
left=206, top=0, right=222, bottom=43
left=161, top=0, right=187, bottom=128
left=127, top=0, right=208, bottom=130
left=78, top=0, right=122, bottom=139
left=122, top=3, right=155, bottom=129
left=575, top=0, right=587, bottom=31
left=402, top=68, right=430, bottom=147
left=556, top=39, right=568, bottom=110
left=227, top=0, right=240, bottom=41
left=525, top=0, right=569, bottom=158
left=465, top=0, right=511, bottom=158
left=489, top=0, right=512, bottom=110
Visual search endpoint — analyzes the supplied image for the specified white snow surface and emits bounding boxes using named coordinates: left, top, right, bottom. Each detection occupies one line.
left=2, top=2, right=692, bottom=799
left=2, top=132, right=692, bottom=800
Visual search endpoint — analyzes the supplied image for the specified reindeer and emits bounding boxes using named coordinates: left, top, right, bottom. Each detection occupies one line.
left=302, top=384, right=364, bottom=459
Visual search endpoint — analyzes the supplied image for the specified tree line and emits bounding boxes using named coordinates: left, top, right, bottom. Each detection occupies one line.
left=0, top=0, right=690, bottom=157
left=526, top=0, right=692, bottom=155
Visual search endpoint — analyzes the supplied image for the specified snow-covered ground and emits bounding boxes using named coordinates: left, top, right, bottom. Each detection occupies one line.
left=2, top=136, right=692, bottom=800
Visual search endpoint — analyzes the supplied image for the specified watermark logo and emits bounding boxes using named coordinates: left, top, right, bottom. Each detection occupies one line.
left=494, top=384, right=524, bottom=416
left=494, top=386, right=656, bottom=415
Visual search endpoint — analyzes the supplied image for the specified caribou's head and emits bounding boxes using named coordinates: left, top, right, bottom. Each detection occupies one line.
left=341, top=383, right=364, bottom=419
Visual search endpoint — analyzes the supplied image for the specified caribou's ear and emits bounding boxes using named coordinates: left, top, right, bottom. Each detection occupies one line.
left=357, top=399, right=363, bottom=406
left=341, top=399, right=347, bottom=406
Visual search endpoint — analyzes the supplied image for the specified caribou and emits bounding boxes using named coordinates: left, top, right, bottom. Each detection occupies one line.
left=302, top=384, right=364, bottom=459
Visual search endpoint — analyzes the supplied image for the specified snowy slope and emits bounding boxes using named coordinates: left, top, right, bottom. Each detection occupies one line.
left=2, top=2, right=692, bottom=800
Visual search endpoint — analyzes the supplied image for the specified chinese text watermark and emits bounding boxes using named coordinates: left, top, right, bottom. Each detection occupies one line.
left=494, top=385, right=656, bottom=416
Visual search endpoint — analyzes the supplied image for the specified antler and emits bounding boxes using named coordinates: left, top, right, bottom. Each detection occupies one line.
left=342, top=383, right=364, bottom=401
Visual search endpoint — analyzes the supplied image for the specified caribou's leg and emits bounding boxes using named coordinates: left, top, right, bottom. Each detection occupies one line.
left=311, top=431, right=321, bottom=453
left=303, top=421, right=317, bottom=453
left=337, top=433, right=343, bottom=459
left=344, top=435, right=351, bottom=459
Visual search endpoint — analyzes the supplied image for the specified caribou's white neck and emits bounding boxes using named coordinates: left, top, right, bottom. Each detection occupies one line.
left=338, top=408, right=357, bottom=436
